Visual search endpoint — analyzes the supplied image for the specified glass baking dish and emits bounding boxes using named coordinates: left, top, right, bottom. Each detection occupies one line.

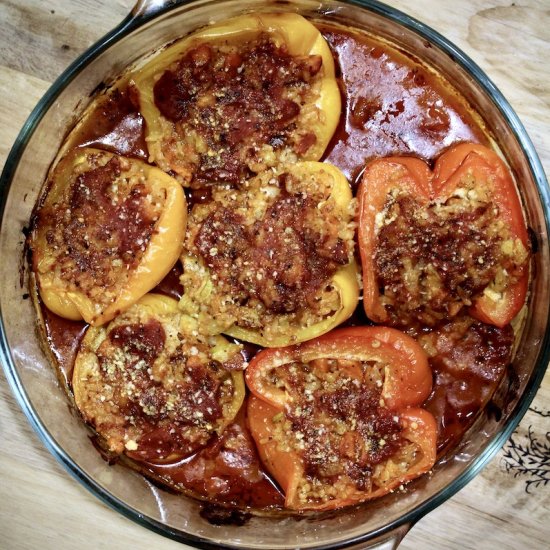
left=0, top=0, right=548, bottom=548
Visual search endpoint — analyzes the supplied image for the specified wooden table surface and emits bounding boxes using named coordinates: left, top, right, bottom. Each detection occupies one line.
left=1, top=1, right=549, bottom=548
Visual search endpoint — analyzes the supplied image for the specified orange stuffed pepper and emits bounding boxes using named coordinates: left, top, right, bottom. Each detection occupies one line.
left=357, top=143, right=530, bottom=328
left=246, top=326, right=436, bottom=511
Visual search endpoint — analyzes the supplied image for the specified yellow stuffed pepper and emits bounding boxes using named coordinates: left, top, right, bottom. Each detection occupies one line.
left=30, top=148, right=186, bottom=326
left=73, top=294, right=246, bottom=462
left=179, top=161, right=359, bottom=347
left=132, top=13, right=341, bottom=186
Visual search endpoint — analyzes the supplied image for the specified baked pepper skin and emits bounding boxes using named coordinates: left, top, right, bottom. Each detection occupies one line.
left=224, top=261, right=360, bottom=348
left=246, top=326, right=433, bottom=409
left=245, top=327, right=436, bottom=510
left=358, top=143, right=529, bottom=328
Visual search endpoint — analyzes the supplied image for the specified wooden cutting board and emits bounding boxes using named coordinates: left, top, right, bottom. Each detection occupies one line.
left=0, top=1, right=548, bottom=548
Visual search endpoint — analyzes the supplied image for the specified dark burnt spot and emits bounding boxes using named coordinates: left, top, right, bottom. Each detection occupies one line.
left=200, top=503, right=251, bottom=526
left=528, top=226, right=539, bottom=254
left=89, top=435, right=120, bottom=465
left=89, top=80, right=108, bottom=98
left=486, top=400, right=503, bottom=422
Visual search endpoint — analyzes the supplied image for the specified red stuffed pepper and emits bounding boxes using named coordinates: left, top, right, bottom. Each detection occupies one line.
left=358, top=142, right=530, bottom=328
left=246, top=326, right=437, bottom=511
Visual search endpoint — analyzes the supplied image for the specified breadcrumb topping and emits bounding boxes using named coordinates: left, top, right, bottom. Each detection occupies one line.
left=151, top=35, right=324, bottom=185
left=34, top=152, right=165, bottom=313
left=73, top=303, right=243, bottom=461
left=268, top=357, right=417, bottom=505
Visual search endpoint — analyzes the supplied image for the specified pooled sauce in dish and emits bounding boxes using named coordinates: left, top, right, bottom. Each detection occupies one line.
left=38, top=22, right=515, bottom=511
left=320, top=26, right=487, bottom=184
left=69, top=87, right=149, bottom=160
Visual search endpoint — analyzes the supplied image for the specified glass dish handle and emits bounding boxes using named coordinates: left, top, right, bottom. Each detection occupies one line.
left=131, top=0, right=182, bottom=19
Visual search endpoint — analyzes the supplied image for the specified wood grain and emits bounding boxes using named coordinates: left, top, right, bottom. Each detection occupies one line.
left=1, top=1, right=548, bottom=548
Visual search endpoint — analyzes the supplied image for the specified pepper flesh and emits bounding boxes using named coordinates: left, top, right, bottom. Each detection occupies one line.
left=358, top=142, right=530, bottom=328
left=245, top=326, right=436, bottom=510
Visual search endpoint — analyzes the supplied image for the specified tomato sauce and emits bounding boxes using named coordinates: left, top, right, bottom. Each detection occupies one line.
left=39, top=22, right=513, bottom=511
left=68, top=86, right=148, bottom=160
left=420, top=319, right=514, bottom=452
left=320, top=25, right=487, bottom=186
left=139, top=409, right=285, bottom=509
left=42, top=307, right=88, bottom=388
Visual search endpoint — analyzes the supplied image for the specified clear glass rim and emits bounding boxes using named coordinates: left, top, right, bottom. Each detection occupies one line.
left=1, top=0, right=549, bottom=548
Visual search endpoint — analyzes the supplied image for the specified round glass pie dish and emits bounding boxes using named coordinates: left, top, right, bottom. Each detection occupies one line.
left=0, top=0, right=549, bottom=548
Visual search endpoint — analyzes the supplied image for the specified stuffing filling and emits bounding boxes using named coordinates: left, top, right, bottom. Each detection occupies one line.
left=268, top=357, right=418, bottom=506
left=73, top=306, right=243, bottom=461
left=34, top=153, right=165, bottom=308
left=151, top=35, right=325, bottom=185
left=375, top=172, right=529, bottom=327
left=179, top=167, right=356, bottom=339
